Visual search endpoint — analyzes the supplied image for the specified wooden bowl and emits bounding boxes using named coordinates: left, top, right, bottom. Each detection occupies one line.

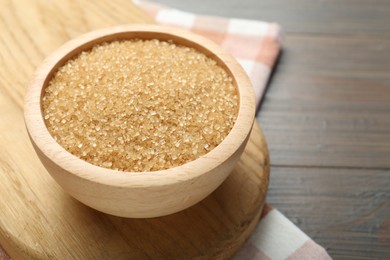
left=24, top=25, right=255, bottom=218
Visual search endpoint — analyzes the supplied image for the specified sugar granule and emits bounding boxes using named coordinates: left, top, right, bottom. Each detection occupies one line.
left=42, top=39, right=238, bottom=172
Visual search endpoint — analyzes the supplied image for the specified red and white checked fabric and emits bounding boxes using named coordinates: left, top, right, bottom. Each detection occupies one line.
left=136, top=1, right=332, bottom=259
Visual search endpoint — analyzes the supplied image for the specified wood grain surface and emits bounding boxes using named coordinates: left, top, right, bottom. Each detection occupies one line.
left=0, top=0, right=268, bottom=258
left=155, top=0, right=390, bottom=259
left=261, top=35, right=390, bottom=168
left=267, top=168, right=390, bottom=259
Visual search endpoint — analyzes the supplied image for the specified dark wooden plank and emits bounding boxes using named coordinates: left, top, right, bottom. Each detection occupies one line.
left=258, top=35, right=390, bottom=168
left=155, top=0, right=390, bottom=35
left=267, top=167, right=390, bottom=259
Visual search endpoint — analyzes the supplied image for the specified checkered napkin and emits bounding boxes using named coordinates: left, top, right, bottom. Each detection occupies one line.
left=137, top=1, right=332, bottom=259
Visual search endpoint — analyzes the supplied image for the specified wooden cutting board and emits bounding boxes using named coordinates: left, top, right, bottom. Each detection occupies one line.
left=0, top=1, right=269, bottom=258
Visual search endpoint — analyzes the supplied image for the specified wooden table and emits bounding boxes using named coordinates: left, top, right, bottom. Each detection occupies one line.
left=155, top=0, right=390, bottom=258
left=1, top=0, right=389, bottom=259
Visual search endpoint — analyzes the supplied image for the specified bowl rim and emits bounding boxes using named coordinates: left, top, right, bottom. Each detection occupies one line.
left=24, top=24, right=255, bottom=188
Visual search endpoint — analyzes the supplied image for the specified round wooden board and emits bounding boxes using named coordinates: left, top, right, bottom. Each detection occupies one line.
left=0, top=122, right=269, bottom=259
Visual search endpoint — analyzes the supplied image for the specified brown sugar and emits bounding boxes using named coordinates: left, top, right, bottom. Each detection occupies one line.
left=42, top=39, right=238, bottom=172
